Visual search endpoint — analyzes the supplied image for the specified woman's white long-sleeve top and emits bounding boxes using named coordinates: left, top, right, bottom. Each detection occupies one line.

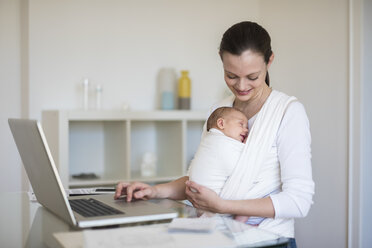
left=208, top=94, right=315, bottom=219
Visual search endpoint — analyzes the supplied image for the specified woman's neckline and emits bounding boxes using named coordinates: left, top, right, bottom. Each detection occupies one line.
left=233, top=87, right=273, bottom=120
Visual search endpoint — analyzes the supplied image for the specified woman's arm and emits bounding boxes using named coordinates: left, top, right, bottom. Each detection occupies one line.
left=154, top=176, right=189, bottom=200
left=185, top=180, right=275, bottom=218
left=270, top=101, right=314, bottom=218
left=115, top=176, right=188, bottom=202
left=221, top=197, right=275, bottom=218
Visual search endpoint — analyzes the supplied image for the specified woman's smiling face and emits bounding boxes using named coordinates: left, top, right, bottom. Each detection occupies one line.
left=222, top=50, right=271, bottom=103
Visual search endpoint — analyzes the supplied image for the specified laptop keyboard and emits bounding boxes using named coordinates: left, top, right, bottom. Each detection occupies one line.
left=69, top=198, right=124, bottom=217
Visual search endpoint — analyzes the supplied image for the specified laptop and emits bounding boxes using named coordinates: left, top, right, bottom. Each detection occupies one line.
left=8, top=119, right=178, bottom=228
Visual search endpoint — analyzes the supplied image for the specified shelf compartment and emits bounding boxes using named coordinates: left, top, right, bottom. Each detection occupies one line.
left=130, top=120, right=183, bottom=179
left=185, top=121, right=205, bottom=170
left=69, top=121, right=128, bottom=183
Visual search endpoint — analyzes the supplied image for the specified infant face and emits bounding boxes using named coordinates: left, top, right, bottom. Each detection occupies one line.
left=222, top=110, right=249, bottom=142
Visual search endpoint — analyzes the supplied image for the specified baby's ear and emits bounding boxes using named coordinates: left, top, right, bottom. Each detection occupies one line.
left=216, top=118, right=225, bottom=129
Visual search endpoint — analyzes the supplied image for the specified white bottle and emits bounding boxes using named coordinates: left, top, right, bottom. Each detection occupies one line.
left=95, top=84, right=102, bottom=110
left=140, top=152, right=157, bottom=177
left=82, top=78, right=89, bottom=110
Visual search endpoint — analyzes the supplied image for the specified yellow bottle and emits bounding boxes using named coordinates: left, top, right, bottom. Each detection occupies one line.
left=178, top=70, right=191, bottom=109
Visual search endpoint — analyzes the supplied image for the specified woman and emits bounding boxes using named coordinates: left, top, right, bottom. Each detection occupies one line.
left=115, top=21, right=314, bottom=246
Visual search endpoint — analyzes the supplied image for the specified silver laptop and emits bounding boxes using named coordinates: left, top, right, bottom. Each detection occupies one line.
left=8, top=119, right=178, bottom=229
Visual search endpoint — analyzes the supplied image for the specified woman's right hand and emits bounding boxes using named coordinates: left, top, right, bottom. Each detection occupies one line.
left=114, top=181, right=157, bottom=202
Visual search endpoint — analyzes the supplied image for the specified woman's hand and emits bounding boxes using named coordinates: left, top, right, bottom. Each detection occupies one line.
left=185, top=180, right=226, bottom=213
left=114, top=181, right=158, bottom=202
left=234, top=215, right=250, bottom=223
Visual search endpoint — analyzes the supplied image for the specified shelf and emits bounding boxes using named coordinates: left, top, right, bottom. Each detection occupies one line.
left=42, top=110, right=206, bottom=188
left=69, top=175, right=182, bottom=188
left=54, top=110, right=207, bottom=121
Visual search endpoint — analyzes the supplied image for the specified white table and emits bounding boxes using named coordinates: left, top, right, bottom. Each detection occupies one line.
left=0, top=192, right=289, bottom=247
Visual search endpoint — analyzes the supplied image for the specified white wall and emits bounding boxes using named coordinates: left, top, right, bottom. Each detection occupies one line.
left=0, top=0, right=23, bottom=193
left=361, top=0, right=372, bottom=246
left=259, top=1, right=349, bottom=247
left=27, top=0, right=260, bottom=119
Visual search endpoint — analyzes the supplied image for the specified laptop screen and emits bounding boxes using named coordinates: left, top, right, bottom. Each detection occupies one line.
left=9, top=119, right=76, bottom=226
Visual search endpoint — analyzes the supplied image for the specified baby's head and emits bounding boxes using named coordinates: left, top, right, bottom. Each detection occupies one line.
left=207, top=107, right=248, bottom=143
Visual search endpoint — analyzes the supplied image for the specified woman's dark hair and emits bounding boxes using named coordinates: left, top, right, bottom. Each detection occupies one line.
left=219, top=21, right=272, bottom=86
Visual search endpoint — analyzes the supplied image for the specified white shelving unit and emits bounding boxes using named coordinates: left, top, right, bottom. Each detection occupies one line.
left=42, top=110, right=206, bottom=188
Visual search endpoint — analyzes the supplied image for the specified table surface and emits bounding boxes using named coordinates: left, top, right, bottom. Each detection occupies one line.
left=0, top=191, right=289, bottom=248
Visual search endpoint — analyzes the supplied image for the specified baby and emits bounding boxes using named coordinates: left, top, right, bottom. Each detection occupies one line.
left=206, top=106, right=249, bottom=143
left=189, top=107, right=265, bottom=226
left=188, top=106, right=248, bottom=195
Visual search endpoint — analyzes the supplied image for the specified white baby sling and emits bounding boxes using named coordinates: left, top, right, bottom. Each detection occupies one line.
left=219, top=90, right=297, bottom=237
